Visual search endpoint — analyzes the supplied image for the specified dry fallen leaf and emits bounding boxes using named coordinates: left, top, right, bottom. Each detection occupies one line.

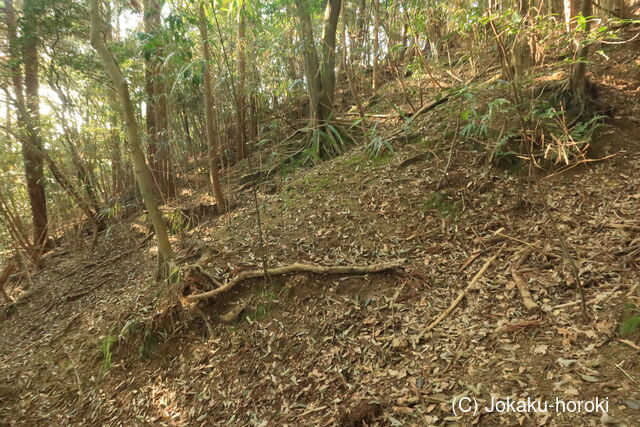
left=533, top=344, right=548, bottom=355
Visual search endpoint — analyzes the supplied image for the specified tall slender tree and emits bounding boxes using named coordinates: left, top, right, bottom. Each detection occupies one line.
left=372, top=0, right=380, bottom=90
left=198, top=3, right=227, bottom=212
left=89, top=0, right=174, bottom=278
left=144, top=0, right=175, bottom=199
left=235, top=1, right=247, bottom=160
left=4, top=0, right=49, bottom=263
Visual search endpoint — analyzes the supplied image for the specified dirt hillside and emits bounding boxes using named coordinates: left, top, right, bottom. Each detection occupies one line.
left=1, top=34, right=640, bottom=427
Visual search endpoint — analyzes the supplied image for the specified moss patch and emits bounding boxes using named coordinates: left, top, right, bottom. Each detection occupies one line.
left=420, top=191, right=461, bottom=219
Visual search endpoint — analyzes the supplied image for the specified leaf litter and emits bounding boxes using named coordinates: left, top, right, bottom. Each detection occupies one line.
left=1, top=48, right=640, bottom=426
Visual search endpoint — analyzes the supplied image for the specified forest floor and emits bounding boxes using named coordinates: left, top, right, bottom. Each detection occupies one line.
left=1, top=38, right=640, bottom=426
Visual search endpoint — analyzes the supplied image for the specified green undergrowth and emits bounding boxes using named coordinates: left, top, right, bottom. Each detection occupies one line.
left=97, top=315, right=166, bottom=369
left=619, top=286, right=640, bottom=338
left=420, top=191, right=461, bottom=219
left=278, top=149, right=392, bottom=206
left=301, top=174, right=334, bottom=194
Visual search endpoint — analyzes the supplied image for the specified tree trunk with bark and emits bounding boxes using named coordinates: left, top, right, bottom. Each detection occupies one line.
left=5, top=0, right=49, bottom=263
left=569, top=0, right=593, bottom=113
left=511, top=0, right=535, bottom=80
left=372, top=0, right=380, bottom=90
left=155, top=75, right=176, bottom=198
left=143, top=0, right=175, bottom=200
left=235, top=4, right=247, bottom=161
left=89, top=0, right=174, bottom=278
left=295, top=0, right=323, bottom=125
left=318, top=0, right=342, bottom=121
left=564, top=0, right=578, bottom=31
left=295, top=0, right=342, bottom=125
left=198, top=5, right=227, bottom=212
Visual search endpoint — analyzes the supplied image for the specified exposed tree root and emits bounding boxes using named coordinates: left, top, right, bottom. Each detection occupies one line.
left=0, top=262, right=17, bottom=303
left=185, top=259, right=406, bottom=302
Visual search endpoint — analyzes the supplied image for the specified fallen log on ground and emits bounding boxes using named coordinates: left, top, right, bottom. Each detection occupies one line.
left=185, top=259, right=406, bottom=302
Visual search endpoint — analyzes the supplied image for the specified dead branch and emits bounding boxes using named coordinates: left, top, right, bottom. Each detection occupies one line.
left=511, top=271, right=539, bottom=313
left=185, top=259, right=406, bottom=302
left=604, top=221, right=640, bottom=232
left=424, top=249, right=502, bottom=333
left=497, top=319, right=545, bottom=334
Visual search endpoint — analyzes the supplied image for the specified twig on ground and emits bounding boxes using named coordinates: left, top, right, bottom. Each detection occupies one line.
left=615, top=361, right=637, bottom=383
left=64, top=348, right=83, bottom=397
left=512, top=271, right=540, bottom=312
left=552, top=284, right=623, bottom=310
left=497, top=319, right=545, bottom=334
left=618, top=339, right=640, bottom=352
left=423, top=247, right=503, bottom=333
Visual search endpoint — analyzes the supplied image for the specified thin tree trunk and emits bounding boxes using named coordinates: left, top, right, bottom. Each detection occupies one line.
left=564, top=0, right=577, bottom=31
left=155, top=75, right=175, bottom=198
left=342, top=23, right=365, bottom=119
left=150, top=0, right=175, bottom=199
left=286, top=24, right=297, bottom=84
left=182, top=107, right=195, bottom=159
left=570, top=0, right=593, bottom=112
left=198, top=4, right=227, bottom=212
left=104, top=5, right=126, bottom=199
left=295, top=0, right=323, bottom=125
left=372, top=0, right=380, bottom=90
left=356, top=0, right=366, bottom=64
left=5, top=0, right=49, bottom=263
left=110, top=128, right=124, bottom=196
left=143, top=0, right=163, bottom=198
left=89, top=0, right=174, bottom=278
left=235, top=4, right=247, bottom=160
left=23, top=0, right=49, bottom=251
left=318, top=0, right=342, bottom=121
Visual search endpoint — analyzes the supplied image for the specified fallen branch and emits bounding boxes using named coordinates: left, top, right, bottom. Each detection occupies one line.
left=185, top=259, right=406, bottom=302
left=424, top=248, right=502, bottom=333
left=407, top=96, right=450, bottom=119
left=552, top=284, right=622, bottom=311
left=384, top=97, right=451, bottom=143
left=497, top=319, right=545, bottom=334
left=618, top=339, right=640, bottom=352
left=604, top=221, right=640, bottom=232
left=511, top=271, right=539, bottom=313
